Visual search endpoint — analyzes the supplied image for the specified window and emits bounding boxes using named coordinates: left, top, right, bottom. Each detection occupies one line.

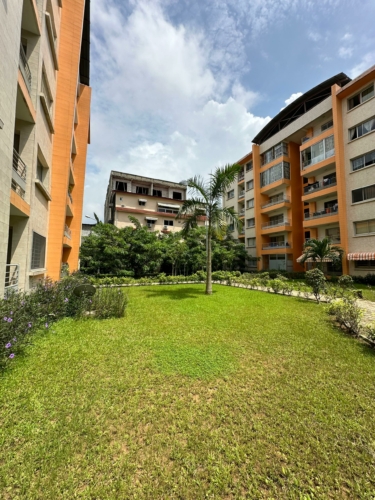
left=31, top=232, right=46, bottom=269
left=247, top=218, right=255, bottom=228
left=153, top=189, right=162, bottom=197
left=138, top=200, right=146, bottom=206
left=348, top=85, right=374, bottom=110
left=351, top=150, right=375, bottom=171
left=36, top=160, right=44, bottom=183
left=159, top=207, right=179, bottom=214
left=352, top=184, right=375, bottom=203
left=247, top=237, right=256, bottom=247
left=115, top=181, right=127, bottom=191
left=260, top=162, right=290, bottom=187
left=172, top=191, right=182, bottom=200
left=261, top=142, right=288, bottom=165
left=246, top=161, right=253, bottom=172
left=354, top=219, right=375, bottom=235
left=164, top=220, right=174, bottom=226
left=227, top=189, right=234, bottom=200
left=136, top=186, right=149, bottom=195
left=246, top=180, right=254, bottom=190
left=301, top=135, right=334, bottom=169
left=321, top=119, right=333, bottom=132
left=326, top=227, right=340, bottom=243
left=349, top=117, right=375, bottom=140
left=355, top=260, right=375, bottom=268
left=246, top=198, right=254, bottom=209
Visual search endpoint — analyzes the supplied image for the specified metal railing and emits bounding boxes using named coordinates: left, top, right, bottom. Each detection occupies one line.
left=302, top=148, right=335, bottom=169
left=304, top=206, right=338, bottom=220
left=262, top=218, right=291, bottom=229
left=238, top=190, right=245, bottom=199
left=304, top=178, right=337, bottom=194
left=64, top=225, right=72, bottom=239
left=239, top=209, right=245, bottom=216
left=67, top=191, right=73, bottom=203
left=238, top=172, right=245, bottom=181
left=13, top=149, right=27, bottom=181
left=261, top=196, right=290, bottom=209
left=262, top=242, right=291, bottom=249
left=41, top=77, right=53, bottom=114
left=19, top=44, right=31, bottom=93
left=5, top=264, right=19, bottom=294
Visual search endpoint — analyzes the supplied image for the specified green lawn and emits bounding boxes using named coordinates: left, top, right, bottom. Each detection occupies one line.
left=1, top=285, right=375, bottom=499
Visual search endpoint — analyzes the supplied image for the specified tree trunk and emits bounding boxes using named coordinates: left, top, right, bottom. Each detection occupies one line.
left=206, top=232, right=212, bottom=295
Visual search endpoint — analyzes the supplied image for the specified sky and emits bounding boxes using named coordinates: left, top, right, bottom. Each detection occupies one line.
left=83, top=0, right=375, bottom=220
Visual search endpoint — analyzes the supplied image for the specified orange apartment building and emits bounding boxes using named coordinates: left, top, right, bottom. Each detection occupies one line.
left=104, top=171, right=206, bottom=233
left=0, top=0, right=91, bottom=297
left=225, top=66, right=375, bottom=276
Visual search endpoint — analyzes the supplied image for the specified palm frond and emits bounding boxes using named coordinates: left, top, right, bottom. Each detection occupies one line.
left=186, top=176, right=209, bottom=203
left=210, top=163, right=243, bottom=199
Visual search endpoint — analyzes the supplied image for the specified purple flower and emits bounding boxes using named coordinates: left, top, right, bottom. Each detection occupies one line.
left=9, top=353, right=15, bottom=359
left=21, top=301, right=25, bottom=306
left=13, top=337, right=17, bottom=342
left=28, top=322, right=32, bottom=328
left=45, top=323, right=49, bottom=328
left=10, top=311, right=13, bottom=315
left=4, top=317, right=7, bottom=321
left=7, top=318, right=12, bottom=323
left=5, top=343, right=11, bottom=349
left=64, top=298, right=69, bottom=302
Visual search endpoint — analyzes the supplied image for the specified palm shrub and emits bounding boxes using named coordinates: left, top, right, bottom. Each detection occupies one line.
left=177, top=164, right=243, bottom=295
left=299, top=237, right=344, bottom=271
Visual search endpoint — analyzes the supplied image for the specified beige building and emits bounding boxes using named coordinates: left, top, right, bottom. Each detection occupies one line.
left=224, top=65, right=375, bottom=276
left=0, top=0, right=91, bottom=296
left=104, top=171, right=206, bottom=233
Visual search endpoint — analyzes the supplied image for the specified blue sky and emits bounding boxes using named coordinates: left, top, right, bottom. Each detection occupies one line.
left=84, top=0, right=375, bottom=219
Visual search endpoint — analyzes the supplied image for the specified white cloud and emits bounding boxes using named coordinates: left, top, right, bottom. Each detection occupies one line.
left=339, top=46, right=353, bottom=59
left=341, top=33, right=352, bottom=41
left=280, top=92, right=303, bottom=111
left=349, top=52, right=375, bottom=78
left=308, top=31, right=321, bottom=42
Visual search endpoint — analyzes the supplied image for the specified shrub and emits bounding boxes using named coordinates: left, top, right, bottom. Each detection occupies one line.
left=352, top=273, right=375, bottom=286
left=305, top=269, right=326, bottom=303
left=327, top=298, right=363, bottom=336
left=364, top=322, right=375, bottom=342
left=338, top=275, right=354, bottom=288
left=91, top=288, right=128, bottom=319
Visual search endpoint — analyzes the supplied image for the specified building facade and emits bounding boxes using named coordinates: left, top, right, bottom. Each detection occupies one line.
left=224, top=66, right=375, bottom=276
left=104, top=171, right=206, bottom=233
left=0, top=0, right=91, bottom=296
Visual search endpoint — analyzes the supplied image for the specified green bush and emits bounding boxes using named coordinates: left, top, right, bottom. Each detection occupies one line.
left=338, top=275, right=354, bottom=288
left=327, top=298, right=363, bottom=336
left=91, top=288, right=128, bottom=319
left=305, top=268, right=326, bottom=303
left=352, top=273, right=375, bottom=285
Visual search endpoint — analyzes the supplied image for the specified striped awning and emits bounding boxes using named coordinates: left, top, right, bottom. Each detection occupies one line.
left=297, top=255, right=334, bottom=263
left=347, top=252, right=375, bottom=261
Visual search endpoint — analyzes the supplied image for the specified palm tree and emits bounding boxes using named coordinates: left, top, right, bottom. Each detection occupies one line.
left=300, top=237, right=344, bottom=271
left=178, top=164, right=243, bottom=295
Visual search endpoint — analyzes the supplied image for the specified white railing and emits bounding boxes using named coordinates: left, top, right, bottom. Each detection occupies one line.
left=262, top=219, right=291, bottom=229
left=19, top=44, right=31, bottom=93
left=261, top=196, right=290, bottom=209
left=304, top=178, right=337, bottom=194
left=238, top=190, right=245, bottom=199
left=262, top=242, right=291, bottom=249
left=5, top=264, right=19, bottom=295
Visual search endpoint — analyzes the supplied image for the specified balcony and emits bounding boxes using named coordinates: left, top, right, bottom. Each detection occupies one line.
left=12, top=150, right=27, bottom=199
left=303, top=178, right=337, bottom=195
left=238, top=172, right=245, bottom=182
left=262, top=242, right=291, bottom=249
left=238, top=190, right=245, bottom=199
left=262, top=219, right=291, bottom=230
left=64, top=225, right=72, bottom=239
left=66, top=191, right=73, bottom=216
left=261, top=196, right=290, bottom=209
left=304, top=206, right=338, bottom=220
left=19, top=44, right=31, bottom=94
left=239, top=209, right=245, bottom=217
left=5, top=265, right=19, bottom=295
left=301, top=135, right=335, bottom=171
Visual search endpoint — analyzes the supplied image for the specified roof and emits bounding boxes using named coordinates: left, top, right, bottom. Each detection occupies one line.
left=110, top=171, right=187, bottom=190
left=252, top=72, right=351, bottom=145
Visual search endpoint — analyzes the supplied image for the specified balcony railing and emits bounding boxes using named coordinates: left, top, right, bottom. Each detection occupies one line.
left=304, top=206, right=338, bottom=220
left=67, top=191, right=73, bottom=204
left=239, top=209, right=245, bottom=216
left=262, top=242, right=291, bottom=249
left=301, top=135, right=335, bottom=170
left=5, top=264, right=19, bottom=295
left=19, top=44, right=31, bottom=93
left=238, top=190, right=245, bottom=199
left=64, top=225, right=71, bottom=239
left=238, top=172, right=245, bottom=181
left=12, top=149, right=27, bottom=199
left=304, top=178, right=337, bottom=195
left=261, top=196, right=290, bottom=209
left=262, top=219, right=291, bottom=229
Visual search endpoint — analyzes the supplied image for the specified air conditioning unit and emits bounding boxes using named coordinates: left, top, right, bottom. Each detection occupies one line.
left=163, top=225, right=168, bottom=230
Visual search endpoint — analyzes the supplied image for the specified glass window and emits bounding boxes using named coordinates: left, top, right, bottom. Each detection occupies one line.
left=349, top=117, right=375, bottom=141
left=247, top=237, right=256, bottom=247
left=153, top=189, right=162, bottom=197
left=352, top=184, right=375, bottom=203
left=247, top=218, right=255, bottom=228
left=321, top=120, right=333, bottom=131
left=136, top=186, right=148, bottom=195
left=351, top=149, right=375, bottom=171
left=164, top=220, right=173, bottom=226
left=246, top=161, right=253, bottom=171
left=354, top=219, right=375, bottom=234
left=172, top=192, right=182, bottom=200
left=247, top=198, right=254, bottom=209
left=355, top=260, right=375, bottom=268
left=227, top=189, right=234, bottom=199
left=31, top=232, right=46, bottom=270
left=260, top=162, right=290, bottom=187
left=246, top=180, right=253, bottom=190
left=348, top=85, right=374, bottom=110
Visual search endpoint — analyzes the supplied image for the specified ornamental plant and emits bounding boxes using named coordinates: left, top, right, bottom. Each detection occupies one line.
left=305, top=268, right=326, bottom=303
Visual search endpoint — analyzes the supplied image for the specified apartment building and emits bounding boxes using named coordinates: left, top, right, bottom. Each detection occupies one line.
left=224, top=65, right=375, bottom=276
left=0, top=0, right=91, bottom=296
left=104, top=171, right=206, bottom=232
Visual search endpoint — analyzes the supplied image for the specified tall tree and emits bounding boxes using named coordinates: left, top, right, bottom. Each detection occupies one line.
left=299, top=237, right=344, bottom=271
left=178, top=164, right=243, bottom=295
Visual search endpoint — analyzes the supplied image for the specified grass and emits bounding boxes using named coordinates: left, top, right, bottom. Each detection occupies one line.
left=1, top=285, right=375, bottom=499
